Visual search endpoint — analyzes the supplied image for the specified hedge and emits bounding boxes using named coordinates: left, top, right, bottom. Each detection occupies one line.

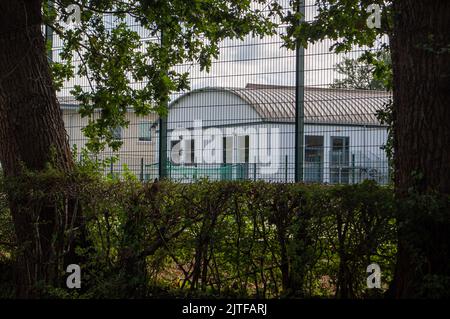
left=0, top=172, right=397, bottom=299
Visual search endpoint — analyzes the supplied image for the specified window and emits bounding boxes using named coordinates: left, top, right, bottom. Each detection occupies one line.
left=305, top=136, right=324, bottom=183
left=330, top=136, right=350, bottom=184
left=237, top=135, right=250, bottom=180
left=138, top=122, right=152, bottom=141
left=220, top=136, right=233, bottom=180
left=111, top=126, right=122, bottom=140
left=184, top=139, right=195, bottom=165
left=237, top=135, right=250, bottom=163
left=222, top=136, right=233, bottom=164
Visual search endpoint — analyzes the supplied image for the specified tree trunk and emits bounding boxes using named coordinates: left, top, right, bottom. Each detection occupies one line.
left=0, top=0, right=76, bottom=297
left=390, top=0, right=450, bottom=298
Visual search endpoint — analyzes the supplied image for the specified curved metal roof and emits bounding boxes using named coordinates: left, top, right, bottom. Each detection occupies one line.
left=170, top=84, right=392, bottom=126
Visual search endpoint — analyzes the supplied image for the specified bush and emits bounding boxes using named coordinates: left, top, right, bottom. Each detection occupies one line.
left=0, top=188, right=15, bottom=298
left=0, top=172, right=397, bottom=299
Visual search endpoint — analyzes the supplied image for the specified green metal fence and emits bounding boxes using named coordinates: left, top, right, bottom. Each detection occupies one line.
left=55, top=1, right=392, bottom=185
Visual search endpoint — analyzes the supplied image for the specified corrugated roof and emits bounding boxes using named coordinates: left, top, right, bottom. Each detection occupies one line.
left=170, top=84, right=392, bottom=126
left=59, top=84, right=392, bottom=126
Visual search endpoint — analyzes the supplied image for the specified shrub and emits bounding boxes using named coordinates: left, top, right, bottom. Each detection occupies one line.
left=0, top=172, right=397, bottom=299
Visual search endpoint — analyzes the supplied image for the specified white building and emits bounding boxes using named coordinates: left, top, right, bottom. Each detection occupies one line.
left=59, top=96, right=158, bottom=177
left=155, top=84, right=391, bottom=184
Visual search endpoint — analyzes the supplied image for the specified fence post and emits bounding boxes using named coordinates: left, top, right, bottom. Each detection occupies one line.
left=284, top=155, right=288, bottom=183
left=295, top=0, right=306, bottom=183
left=351, top=154, right=355, bottom=184
left=158, top=29, right=169, bottom=180
left=140, top=157, right=144, bottom=182
left=158, top=117, right=168, bottom=179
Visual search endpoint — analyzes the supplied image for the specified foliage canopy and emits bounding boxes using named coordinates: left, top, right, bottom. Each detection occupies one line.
left=45, top=0, right=282, bottom=152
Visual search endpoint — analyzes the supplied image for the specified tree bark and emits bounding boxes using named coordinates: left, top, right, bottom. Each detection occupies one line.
left=0, top=0, right=76, bottom=297
left=390, top=0, right=450, bottom=298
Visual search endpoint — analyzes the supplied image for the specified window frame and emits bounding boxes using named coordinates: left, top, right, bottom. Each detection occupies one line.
left=138, top=121, right=152, bottom=142
left=111, top=126, right=123, bottom=140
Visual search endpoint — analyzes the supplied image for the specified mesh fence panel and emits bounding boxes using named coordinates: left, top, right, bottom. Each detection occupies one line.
left=52, top=1, right=391, bottom=184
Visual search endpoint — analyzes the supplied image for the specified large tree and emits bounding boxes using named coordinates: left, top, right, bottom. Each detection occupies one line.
left=0, top=0, right=75, bottom=297
left=283, top=0, right=450, bottom=298
left=0, top=0, right=279, bottom=297
left=389, top=0, right=450, bottom=298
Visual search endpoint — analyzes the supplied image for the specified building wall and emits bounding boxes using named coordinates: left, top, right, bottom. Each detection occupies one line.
left=160, top=90, right=389, bottom=184
left=66, top=89, right=389, bottom=183
left=162, top=122, right=388, bottom=183
left=62, top=109, right=158, bottom=177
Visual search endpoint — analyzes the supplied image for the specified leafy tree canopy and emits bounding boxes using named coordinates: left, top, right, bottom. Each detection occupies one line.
left=282, top=0, right=392, bottom=52
left=282, top=0, right=393, bottom=89
left=331, top=51, right=391, bottom=90
left=44, top=0, right=282, bottom=152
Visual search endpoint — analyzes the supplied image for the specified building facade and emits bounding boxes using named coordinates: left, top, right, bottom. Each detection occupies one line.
left=154, top=84, right=391, bottom=184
